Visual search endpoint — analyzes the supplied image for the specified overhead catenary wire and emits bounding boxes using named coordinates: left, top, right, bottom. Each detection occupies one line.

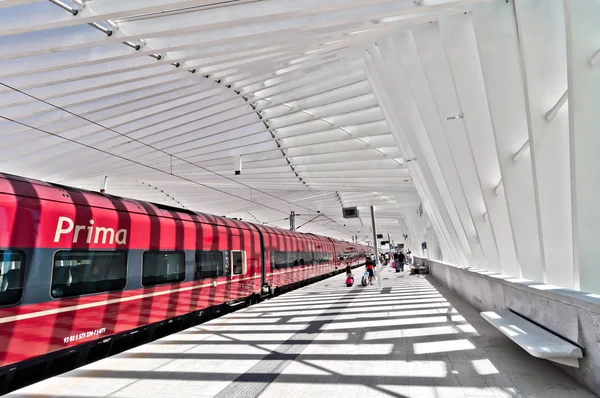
left=0, top=81, right=354, bottom=235
left=0, top=114, right=349, bottom=236
left=5, top=3, right=406, bottom=239
left=0, top=81, right=303, bottom=210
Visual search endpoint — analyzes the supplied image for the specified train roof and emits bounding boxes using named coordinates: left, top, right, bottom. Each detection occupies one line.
left=0, top=172, right=365, bottom=247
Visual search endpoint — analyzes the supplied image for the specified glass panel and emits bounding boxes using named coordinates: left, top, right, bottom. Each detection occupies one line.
left=0, top=250, right=25, bottom=306
left=232, top=251, right=243, bottom=275
left=142, top=251, right=185, bottom=286
left=305, top=252, right=314, bottom=266
left=195, top=251, right=224, bottom=279
left=272, top=252, right=288, bottom=269
left=52, top=251, right=127, bottom=298
left=319, top=252, right=327, bottom=264
left=288, top=252, right=300, bottom=267
left=298, top=252, right=306, bottom=266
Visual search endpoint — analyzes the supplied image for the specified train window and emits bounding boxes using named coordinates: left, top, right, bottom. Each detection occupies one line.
left=315, top=252, right=329, bottom=264
left=303, top=252, right=314, bottom=266
left=297, top=252, right=304, bottom=266
left=51, top=251, right=127, bottom=298
left=195, top=251, right=224, bottom=279
left=316, top=252, right=327, bottom=264
left=288, top=252, right=300, bottom=267
left=142, top=251, right=185, bottom=286
left=0, top=250, right=25, bottom=306
left=231, top=251, right=246, bottom=275
left=271, top=252, right=288, bottom=269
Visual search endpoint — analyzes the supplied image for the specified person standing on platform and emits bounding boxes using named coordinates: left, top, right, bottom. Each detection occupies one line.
left=397, top=250, right=406, bottom=272
left=366, top=260, right=375, bottom=285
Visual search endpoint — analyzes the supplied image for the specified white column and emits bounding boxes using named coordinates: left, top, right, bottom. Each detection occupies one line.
left=565, top=0, right=600, bottom=293
left=438, top=12, right=518, bottom=275
left=364, top=39, right=473, bottom=266
left=363, top=53, right=464, bottom=265
left=371, top=205, right=382, bottom=290
left=411, top=21, right=498, bottom=270
left=513, top=0, right=573, bottom=288
left=471, top=2, right=545, bottom=281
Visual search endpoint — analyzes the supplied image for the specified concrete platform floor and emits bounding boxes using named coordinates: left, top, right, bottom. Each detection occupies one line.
left=8, top=266, right=597, bottom=398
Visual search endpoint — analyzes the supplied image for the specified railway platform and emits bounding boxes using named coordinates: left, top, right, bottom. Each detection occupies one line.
left=7, top=266, right=596, bottom=398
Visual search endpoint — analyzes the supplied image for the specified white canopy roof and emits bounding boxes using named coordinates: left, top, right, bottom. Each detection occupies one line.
left=1, top=0, right=598, bottom=291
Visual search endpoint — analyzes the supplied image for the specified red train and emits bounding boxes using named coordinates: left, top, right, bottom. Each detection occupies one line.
left=0, top=172, right=371, bottom=390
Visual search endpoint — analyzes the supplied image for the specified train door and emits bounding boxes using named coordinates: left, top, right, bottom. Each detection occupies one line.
left=229, top=250, right=246, bottom=278
left=227, top=250, right=246, bottom=301
left=248, top=224, right=269, bottom=295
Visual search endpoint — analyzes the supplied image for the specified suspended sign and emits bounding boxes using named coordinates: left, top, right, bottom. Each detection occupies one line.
left=342, top=207, right=360, bottom=219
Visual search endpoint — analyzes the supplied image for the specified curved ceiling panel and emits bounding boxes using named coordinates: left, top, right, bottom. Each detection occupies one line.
left=4, top=0, right=580, bottom=294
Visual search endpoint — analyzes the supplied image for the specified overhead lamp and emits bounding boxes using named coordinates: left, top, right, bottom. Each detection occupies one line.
left=100, top=175, right=108, bottom=193
left=233, top=154, right=242, bottom=175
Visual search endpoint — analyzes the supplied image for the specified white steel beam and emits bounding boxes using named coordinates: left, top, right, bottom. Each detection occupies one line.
left=565, top=0, right=600, bottom=294
left=513, top=0, right=573, bottom=288
left=408, top=24, right=488, bottom=267
left=438, top=12, right=518, bottom=276
left=364, top=46, right=464, bottom=265
left=471, top=1, right=544, bottom=281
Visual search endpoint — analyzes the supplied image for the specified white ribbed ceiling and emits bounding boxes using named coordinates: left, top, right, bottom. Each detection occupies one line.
left=2, top=0, right=593, bottom=290
left=0, top=0, right=449, bottom=243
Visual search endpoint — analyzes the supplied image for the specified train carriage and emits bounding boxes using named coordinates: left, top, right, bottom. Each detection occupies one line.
left=256, top=226, right=336, bottom=293
left=0, top=172, right=372, bottom=390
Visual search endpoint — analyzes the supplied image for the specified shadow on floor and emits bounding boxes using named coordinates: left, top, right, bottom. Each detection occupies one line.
left=8, top=268, right=598, bottom=398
